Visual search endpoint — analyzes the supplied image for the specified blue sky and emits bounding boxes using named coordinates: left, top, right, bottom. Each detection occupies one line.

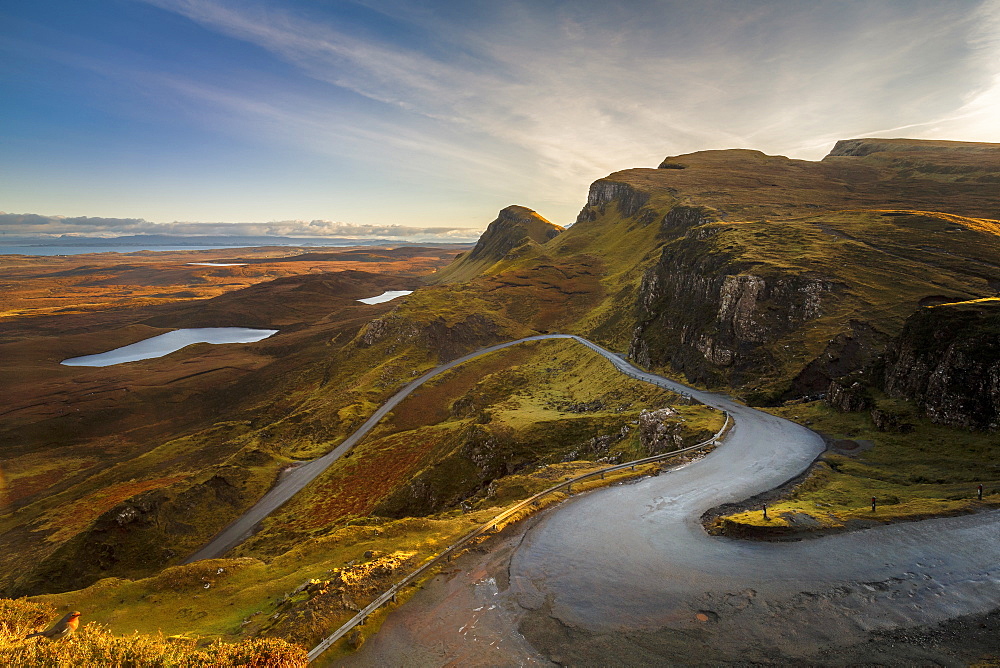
left=1, top=0, right=998, bottom=239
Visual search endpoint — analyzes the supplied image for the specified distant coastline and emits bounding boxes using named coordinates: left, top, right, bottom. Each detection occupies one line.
left=0, top=235, right=475, bottom=256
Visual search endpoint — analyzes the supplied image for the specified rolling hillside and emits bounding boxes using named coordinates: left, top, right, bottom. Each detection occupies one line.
left=2, top=136, right=998, bottom=658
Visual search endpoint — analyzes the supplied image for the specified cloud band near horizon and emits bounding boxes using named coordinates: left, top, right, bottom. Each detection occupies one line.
left=0, top=212, right=483, bottom=242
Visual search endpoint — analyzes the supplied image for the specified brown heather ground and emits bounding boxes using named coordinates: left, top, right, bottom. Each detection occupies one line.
left=0, top=246, right=466, bottom=595
left=0, top=245, right=462, bottom=319
left=0, top=237, right=717, bottom=654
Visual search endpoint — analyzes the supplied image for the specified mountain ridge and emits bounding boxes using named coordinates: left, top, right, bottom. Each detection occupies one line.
left=428, top=205, right=564, bottom=284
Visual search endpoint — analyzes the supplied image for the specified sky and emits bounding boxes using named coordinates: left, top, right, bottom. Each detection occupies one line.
left=1, top=0, right=998, bottom=240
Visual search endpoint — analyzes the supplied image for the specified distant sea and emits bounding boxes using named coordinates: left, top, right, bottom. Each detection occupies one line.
left=0, top=235, right=470, bottom=256
left=0, top=245, right=258, bottom=256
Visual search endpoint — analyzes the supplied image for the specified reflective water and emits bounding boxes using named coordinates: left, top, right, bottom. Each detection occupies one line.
left=357, top=290, right=413, bottom=304
left=61, top=327, right=279, bottom=366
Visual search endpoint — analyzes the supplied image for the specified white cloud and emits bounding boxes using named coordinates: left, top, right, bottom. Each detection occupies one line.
left=140, top=1, right=999, bottom=176
left=0, top=212, right=482, bottom=241
left=8, top=1, right=997, bottom=228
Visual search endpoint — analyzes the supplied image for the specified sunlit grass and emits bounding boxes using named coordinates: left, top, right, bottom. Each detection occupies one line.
left=0, top=598, right=306, bottom=667
left=710, top=400, right=1000, bottom=536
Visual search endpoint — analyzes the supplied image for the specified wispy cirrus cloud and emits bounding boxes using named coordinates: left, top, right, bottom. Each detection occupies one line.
left=2, top=1, right=996, bottom=228
left=138, top=0, right=999, bottom=195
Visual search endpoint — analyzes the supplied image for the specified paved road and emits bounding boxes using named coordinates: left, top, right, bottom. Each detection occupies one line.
left=187, top=333, right=1000, bottom=663
left=185, top=334, right=577, bottom=563
left=347, top=337, right=1000, bottom=665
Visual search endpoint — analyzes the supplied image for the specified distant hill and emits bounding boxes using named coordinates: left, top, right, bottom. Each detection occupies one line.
left=428, top=205, right=564, bottom=284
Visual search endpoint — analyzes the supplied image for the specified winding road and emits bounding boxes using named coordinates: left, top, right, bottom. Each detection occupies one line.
left=344, top=336, right=1000, bottom=665
left=186, top=334, right=579, bottom=563
left=185, top=334, right=1000, bottom=665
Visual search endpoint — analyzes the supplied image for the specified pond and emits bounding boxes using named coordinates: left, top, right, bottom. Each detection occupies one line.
left=357, top=290, right=413, bottom=304
left=61, top=327, right=279, bottom=367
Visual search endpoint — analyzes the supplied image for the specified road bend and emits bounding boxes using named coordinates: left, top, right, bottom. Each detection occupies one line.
left=344, top=337, right=1000, bottom=666
left=188, top=333, right=1000, bottom=665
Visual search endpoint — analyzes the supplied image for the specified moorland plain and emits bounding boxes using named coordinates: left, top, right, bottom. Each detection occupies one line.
left=4, top=138, right=1000, bottom=664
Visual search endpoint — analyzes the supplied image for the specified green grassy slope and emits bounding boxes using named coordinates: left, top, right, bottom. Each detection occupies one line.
left=428, top=205, right=564, bottom=285
left=4, top=137, right=999, bottom=657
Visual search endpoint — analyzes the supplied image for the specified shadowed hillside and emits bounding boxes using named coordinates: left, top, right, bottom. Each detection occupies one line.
left=3, top=137, right=999, bottom=658
left=428, top=205, right=564, bottom=284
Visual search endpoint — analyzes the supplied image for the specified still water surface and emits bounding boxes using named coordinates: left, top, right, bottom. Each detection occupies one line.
left=61, top=328, right=279, bottom=367
left=357, top=290, right=413, bottom=304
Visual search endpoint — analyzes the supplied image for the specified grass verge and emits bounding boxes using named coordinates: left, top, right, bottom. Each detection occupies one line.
left=708, top=399, right=1000, bottom=538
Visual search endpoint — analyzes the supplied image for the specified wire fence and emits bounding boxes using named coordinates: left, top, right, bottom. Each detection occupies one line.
left=306, top=410, right=732, bottom=662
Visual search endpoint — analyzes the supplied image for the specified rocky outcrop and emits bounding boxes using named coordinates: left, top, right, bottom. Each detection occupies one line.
left=880, top=299, right=1000, bottom=430
left=582, top=179, right=652, bottom=219
left=429, top=205, right=564, bottom=284
left=629, top=221, right=841, bottom=395
left=659, top=205, right=720, bottom=235
left=465, top=205, right=564, bottom=263
left=825, top=378, right=873, bottom=413
left=637, top=408, right=683, bottom=454
left=869, top=407, right=915, bottom=433
left=357, top=312, right=502, bottom=362
left=790, top=321, right=889, bottom=399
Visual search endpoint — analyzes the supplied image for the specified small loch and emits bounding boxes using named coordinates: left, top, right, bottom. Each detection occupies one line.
left=61, top=327, right=279, bottom=367
left=357, top=290, right=413, bottom=305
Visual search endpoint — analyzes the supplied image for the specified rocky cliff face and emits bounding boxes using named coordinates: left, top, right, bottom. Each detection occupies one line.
left=880, top=299, right=1000, bottom=430
left=790, top=320, right=889, bottom=399
left=585, top=138, right=1000, bottom=401
left=579, top=178, right=654, bottom=222
left=628, top=223, right=842, bottom=395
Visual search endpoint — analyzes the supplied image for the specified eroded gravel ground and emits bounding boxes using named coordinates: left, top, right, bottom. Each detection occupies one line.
left=348, top=509, right=1000, bottom=667
left=340, top=518, right=552, bottom=667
